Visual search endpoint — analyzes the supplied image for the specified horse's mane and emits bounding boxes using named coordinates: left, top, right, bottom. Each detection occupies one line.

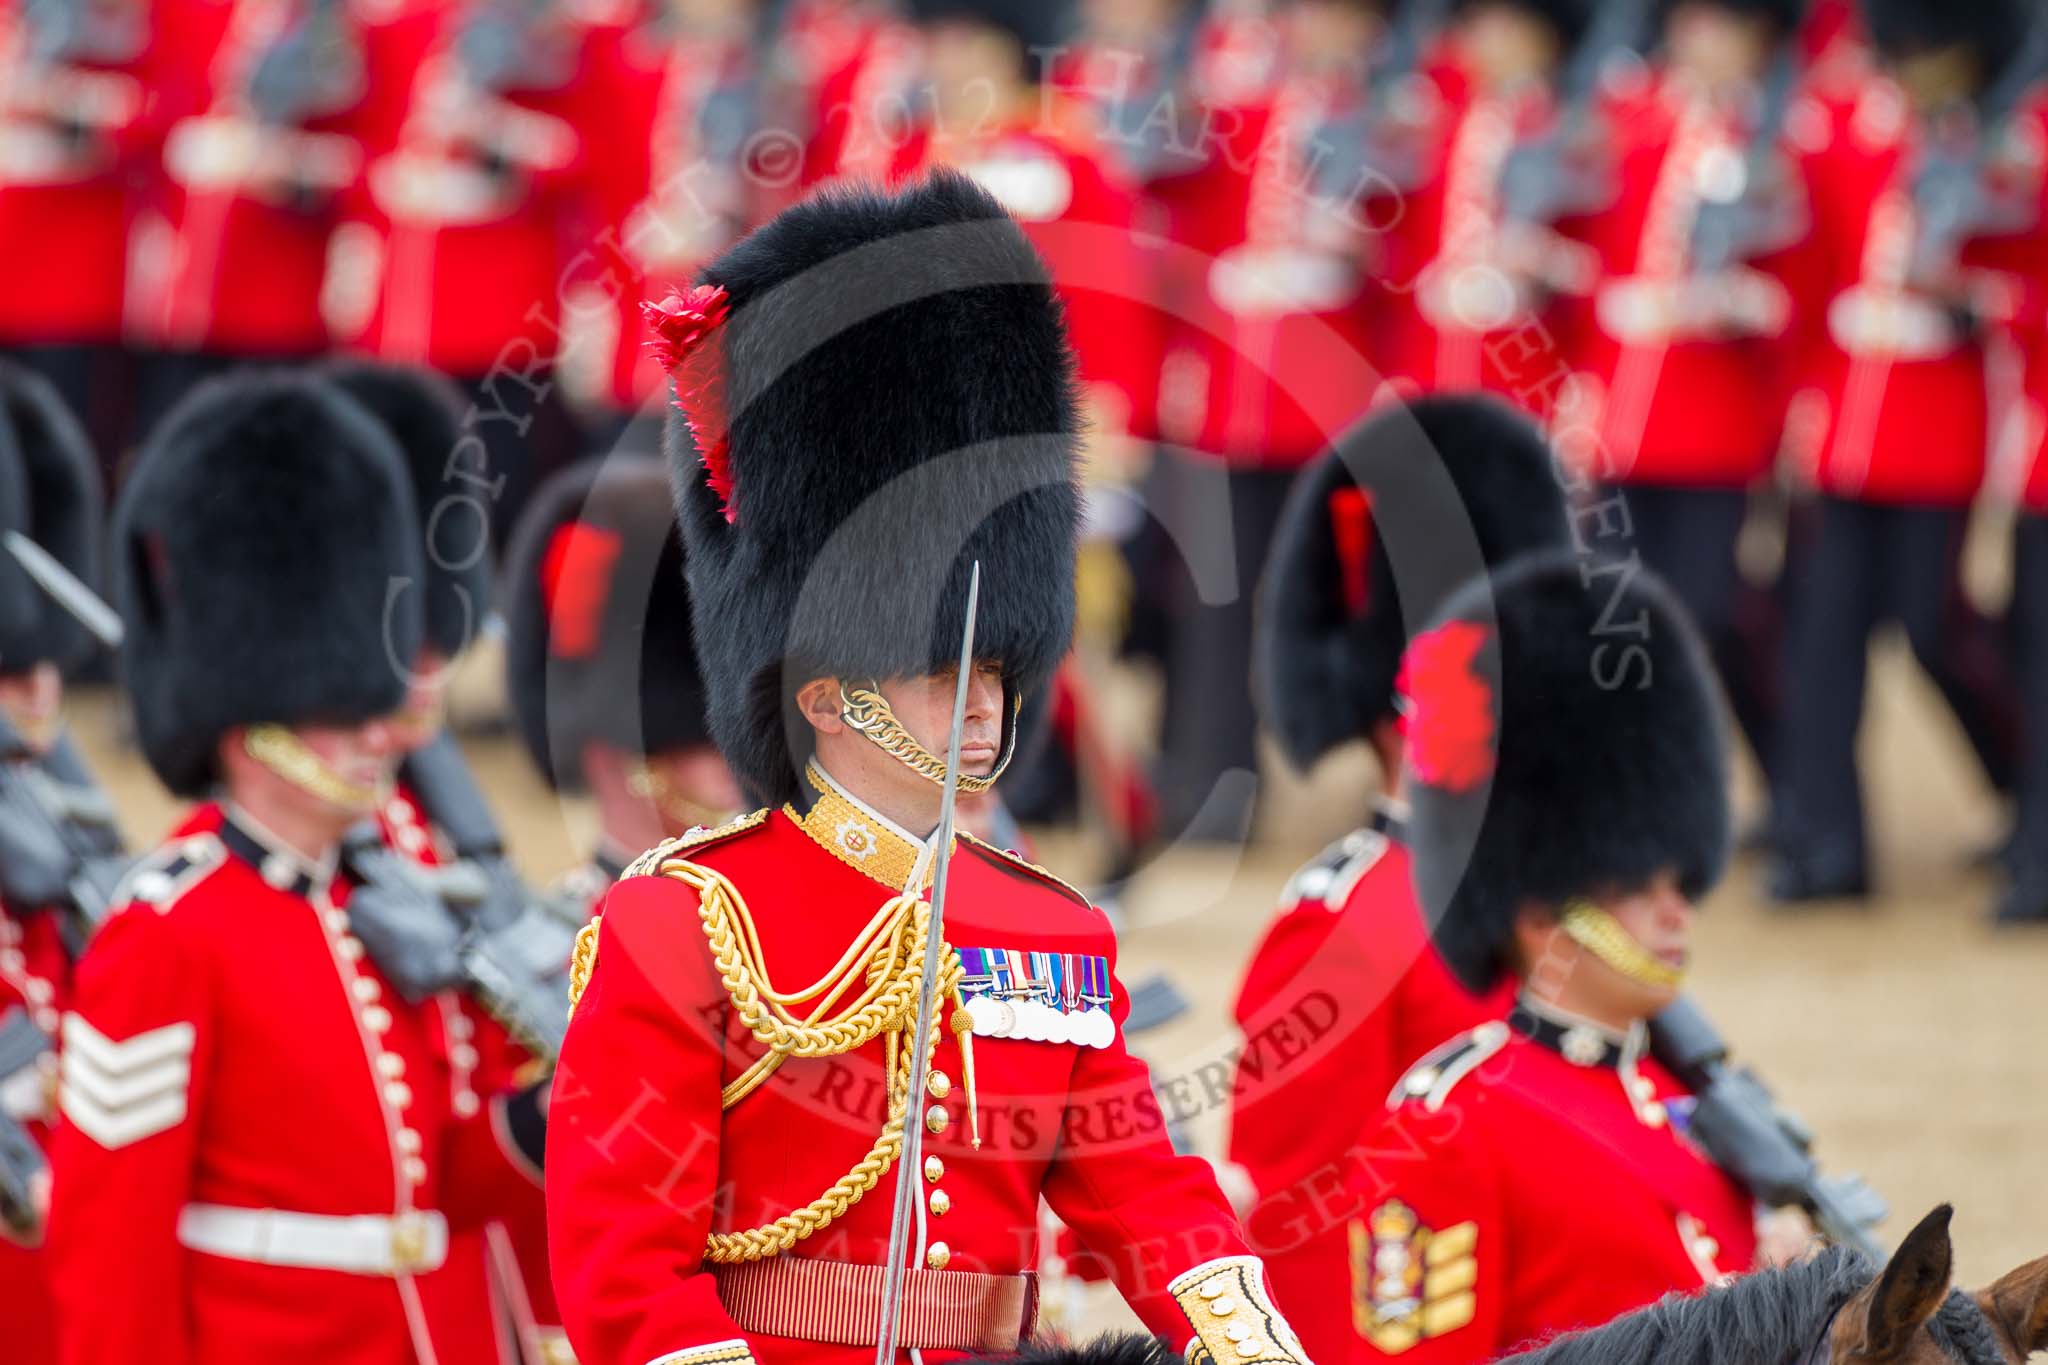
left=1497, top=1247, right=1876, bottom=1365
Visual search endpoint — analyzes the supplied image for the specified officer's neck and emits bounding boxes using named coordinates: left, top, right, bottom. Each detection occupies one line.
left=217, top=775, right=352, bottom=865
left=808, top=742, right=945, bottom=841
left=1520, top=972, right=1647, bottom=1038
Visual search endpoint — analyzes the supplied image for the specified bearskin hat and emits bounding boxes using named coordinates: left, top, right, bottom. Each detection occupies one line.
left=1404, top=551, right=1730, bottom=993
left=1859, top=0, right=2022, bottom=64
left=114, top=371, right=424, bottom=797
left=665, top=170, right=1080, bottom=808
left=0, top=362, right=105, bottom=676
left=906, top=0, right=1075, bottom=59
left=505, top=454, right=713, bottom=791
left=321, top=359, right=492, bottom=659
left=1254, top=395, right=1571, bottom=774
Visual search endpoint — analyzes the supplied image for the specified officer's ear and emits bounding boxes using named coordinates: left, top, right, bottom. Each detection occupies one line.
left=795, top=677, right=845, bottom=736
left=1980, top=1253, right=2048, bottom=1357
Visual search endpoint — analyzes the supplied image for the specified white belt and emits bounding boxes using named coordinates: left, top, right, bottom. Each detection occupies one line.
left=176, top=1203, right=449, bottom=1276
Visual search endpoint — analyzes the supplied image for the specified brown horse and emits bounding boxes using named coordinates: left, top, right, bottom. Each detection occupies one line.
left=980, top=1206, right=2046, bottom=1365
left=1497, top=1204, right=2048, bottom=1364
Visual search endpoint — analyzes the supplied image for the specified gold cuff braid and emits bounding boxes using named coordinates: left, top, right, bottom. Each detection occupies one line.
left=1172, top=1257, right=1312, bottom=1365
left=837, top=685, right=1022, bottom=794
left=649, top=1339, right=756, bottom=1365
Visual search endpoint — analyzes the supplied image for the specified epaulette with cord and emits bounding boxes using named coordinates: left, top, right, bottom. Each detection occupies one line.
left=1385, top=1020, right=1512, bottom=1114
left=108, top=833, right=227, bottom=915
left=566, top=804, right=983, bottom=1267
left=1277, top=827, right=1389, bottom=913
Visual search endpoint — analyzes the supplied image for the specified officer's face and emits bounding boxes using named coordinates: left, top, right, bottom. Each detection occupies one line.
left=1891, top=44, right=1984, bottom=114
left=1456, top=4, right=1562, bottom=91
left=388, top=648, right=453, bottom=754
left=291, top=717, right=407, bottom=818
left=1586, top=872, right=1695, bottom=1016
left=877, top=661, right=1007, bottom=778
left=0, top=662, right=62, bottom=754
left=1666, top=4, right=1775, bottom=90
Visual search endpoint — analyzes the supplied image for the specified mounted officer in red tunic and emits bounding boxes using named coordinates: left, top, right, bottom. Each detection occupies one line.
left=546, top=170, right=1313, bottom=1365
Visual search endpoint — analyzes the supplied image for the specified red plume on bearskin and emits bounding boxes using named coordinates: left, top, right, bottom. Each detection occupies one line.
left=1395, top=620, right=1496, bottom=793
left=539, top=521, right=621, bottom=662
left=643, top=284, right=736, bottom=521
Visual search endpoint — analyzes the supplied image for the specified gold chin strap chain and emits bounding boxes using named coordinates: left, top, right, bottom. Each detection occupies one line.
left=244, top=724, right=389, bottom=813
left=837, top=684, right=1022, bottom=794
left=640, top=845, right=980, bottom=1264
left=1560, top=900, right=1686, bottom=990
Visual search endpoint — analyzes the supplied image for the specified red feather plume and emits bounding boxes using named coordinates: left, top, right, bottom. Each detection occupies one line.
left=643, top=284, right=736, bottom=523
left=1395, top=620, right=1497, bottom=793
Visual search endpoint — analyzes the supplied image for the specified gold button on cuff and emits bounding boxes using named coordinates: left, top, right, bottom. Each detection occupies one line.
left=925, top=1241, right=951, bottom=1270
left=927, top=1069, right=952, bottom=1099
left=925, top=1104, right=948, bottom=1135
left=924, top=1155, right=944, bottom=1182
left=1211, top=1296, right=1237, bottom=1315
left=929, top=1189, right=951, bottom=1217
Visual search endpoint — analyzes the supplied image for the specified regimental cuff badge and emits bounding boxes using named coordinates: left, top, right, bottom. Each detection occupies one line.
left=954, top=946, right=1115, bottom=1048
left=1351, top=1200, right=1478, bottom=1355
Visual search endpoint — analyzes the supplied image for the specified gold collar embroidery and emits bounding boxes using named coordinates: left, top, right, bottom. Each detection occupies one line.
left=786, top=764, right=949, bottom=893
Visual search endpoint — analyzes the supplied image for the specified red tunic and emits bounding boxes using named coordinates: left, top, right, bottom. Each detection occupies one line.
left=1227, top=827, right=1511, bottom=1365
left=1346, top=1017, right=1759, bottom=1361
left=0, top=901, right=69, bottom=1365
left=45, top=802, right=544, bottom=1365
left=1372, top=70, right=1592, bottom=420
left=144, top=0, right=444, bottom=357
left=1783, top=76, right=2048, bottom=505
left=1572, top=76, right=1805, bottom=488
left=0, top=0, right=171, bottom=345
left=1146, top=22, right=1385, bottom=465
left=548, top=790, right=1280, bottom=1365
left=361, top=11, right=618, bottom=377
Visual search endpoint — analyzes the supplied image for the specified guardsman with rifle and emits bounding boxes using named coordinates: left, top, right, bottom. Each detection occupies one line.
left=1140, top=0, right=1393, bottom=841
left=0, top=0, right=162, bottom=464
left=1346, top=555, right=1765, bottom=1361
left=593, top=0, right=773, bottom=434
left=1569, top=0, right=1810, bottom=799
left=1225, top=395, right=1569, bottom=1365
left=1765, top=0, right=2043, bottom=902
left=546, top=171, right=1315, bottom=1365
left=46, top=371, right=549, bottom=1364
left=0, top=358, right=119, bottom=1365
left=1371, top=0, right=1602, bottom=413
left=362, top=0, right=620, bottom=538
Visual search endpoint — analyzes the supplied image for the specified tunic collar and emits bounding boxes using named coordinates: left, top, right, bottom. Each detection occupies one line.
left=787, top=762, right=947, bottom=894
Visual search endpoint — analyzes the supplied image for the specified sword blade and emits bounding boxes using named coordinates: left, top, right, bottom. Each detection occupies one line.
left=875, top=561, right=980, bottom=1365
left=4, top=531, right=123, bottom=649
